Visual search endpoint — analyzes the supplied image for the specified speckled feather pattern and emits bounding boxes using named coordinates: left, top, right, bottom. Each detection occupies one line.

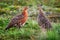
left=37, top=8, right=52, bottom=29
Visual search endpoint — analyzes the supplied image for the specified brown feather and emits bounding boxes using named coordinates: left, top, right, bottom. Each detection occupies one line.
left=5, top=7, right=28, bottom=30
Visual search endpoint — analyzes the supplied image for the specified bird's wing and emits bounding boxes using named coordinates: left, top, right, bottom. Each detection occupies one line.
left=38, top=14, right=47, bottom=24
left=11, top=14, right=24, bottom=24
left=16, top=14, right=24, bottom=20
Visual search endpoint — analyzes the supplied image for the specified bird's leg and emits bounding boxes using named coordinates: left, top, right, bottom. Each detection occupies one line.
left=16, top=23, right=21, bottom=29
left=22, top=23, right=25, bottom=26
left=41, top=24, right=46, bottom=31
left=41, top=24, right=45, bottom=28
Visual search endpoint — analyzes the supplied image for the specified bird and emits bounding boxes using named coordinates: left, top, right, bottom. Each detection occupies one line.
left=37, top=6, right=52, bottom=31
left=5, top=6, right=28, bottom=30
left=37, top=5, right=52, bottom=38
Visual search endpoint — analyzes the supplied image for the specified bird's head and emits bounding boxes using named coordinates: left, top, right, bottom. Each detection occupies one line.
left=37, top=4, right=44, bottom=15
left=23, top=6, right=28, bottom=11
left=37, top=4, right=42, bottom=10
left=22, top=6, right=29, bottom=15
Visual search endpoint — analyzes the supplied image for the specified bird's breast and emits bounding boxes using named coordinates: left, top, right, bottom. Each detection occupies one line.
left=18, top=16, right=28, bottom=25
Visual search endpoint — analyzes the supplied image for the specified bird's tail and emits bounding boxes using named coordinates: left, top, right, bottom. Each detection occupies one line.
left=5, top=26, right=10, bottom=30
left=5, top=24, right=13, bottom=30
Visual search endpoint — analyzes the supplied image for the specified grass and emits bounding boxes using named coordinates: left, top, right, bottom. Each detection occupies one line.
left=0, top=16, right=60, bottom=40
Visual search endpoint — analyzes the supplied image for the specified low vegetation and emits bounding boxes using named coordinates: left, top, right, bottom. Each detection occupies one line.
left=0, top=15, right=60, bottom=40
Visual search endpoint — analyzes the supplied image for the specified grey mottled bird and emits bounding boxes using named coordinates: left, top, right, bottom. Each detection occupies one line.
left=37, top=6, right=52, bottom=30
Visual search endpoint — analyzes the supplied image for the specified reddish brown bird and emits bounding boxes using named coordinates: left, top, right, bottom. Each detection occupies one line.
left=37, top=6, right=52, bottom=30
left=5, top=7, right=28, bottom=30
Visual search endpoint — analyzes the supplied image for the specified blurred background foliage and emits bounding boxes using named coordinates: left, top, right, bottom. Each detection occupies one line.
left=0, top=0, right=60, bottom=15
left=0, top=0, right=60, bottom=7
